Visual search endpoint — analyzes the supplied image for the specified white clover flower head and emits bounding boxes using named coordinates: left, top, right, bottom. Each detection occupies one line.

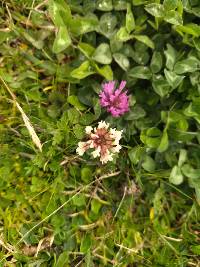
left=76, top=120, right=123, bottom=164
left=85, top=126, right=93, bottom=134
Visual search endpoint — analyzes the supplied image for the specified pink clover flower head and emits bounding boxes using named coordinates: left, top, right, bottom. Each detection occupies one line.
left=76, top=121, right=123, bottom=164
left=99, top=80, right=129, bottom=117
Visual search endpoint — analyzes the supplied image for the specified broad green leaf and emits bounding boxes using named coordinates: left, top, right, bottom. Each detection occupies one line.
left=80, top=234, right=91, bottom=253
left=150, top=52, right=163, bottom=73
left=20, top=30, right=44, bottom=49
left=126, top=4, right=135, bottom=33
left=145, top=3, right=165, bottom=18
left=152, top=75, right=171, bottom=97
left=169, top=165, right=184, bottom=185
left=128, top=146, right=145, bottom=165
left=80, top=113, right=95, bottom=125
left=142, top=155, right=156, bottom=172
left=81, top=167, right=93, bottom=183
left=132, top=0, right=147, bottom=5
left=174, top=57, right=199, bottom=74
left=91, top=199, right=102, bottom=214
left=133, top=35, right=155, bottom=49
left=116, top=27, right=133, bottom=42
left=164, top=10, right=183, bottom=25
left=181, top=164, right=200, bottom=179
left=73, top=194, right=86, bottom=207
left=178, top=149, right=187, bottom=167
left=96, top=0, right=113, bottom=11
left=184, top=99, right=200, bottom=123
left=164, top=44, right=177, bottom=71
left=52, top=27, right=71, bottom=53
left=163, top=0, right=179, bottom=11
left=70, top=16, right=98, bottom=36
left=128, top=66, right=152, bottom=79
left=95, top=64, right=113, bottom=80
left=98, top=13, right=118, bottom=38
left=78, top=42, right=95, bottom=58
left=164, top=69, right=185, bottom=88
left=140, top=127, right=161, bottom=148
left=49, top=0, right=72, bottom=26
left=67, top=95, right=86, bottom=111
left=92, top=43, right=112, bottom=64
left=193, top=38, right=200, bottom=52
left=113, top=53, right=130, bottom=71
left=176, top=23, right=200, bottom=37
left=191, top=245, right=200, bottom=256
left=67, top=108, right=80, bottom=124
left=54, top=252, right=69, bottom=267
left=73, top=124, right=85, bottom=139
left=124, top=105, right=146, bottom=120
left=71, top=61, right=95, bottom=79
left=157, top=131, right=169, bottom=152
left=114, top=0, right=127, bottom=10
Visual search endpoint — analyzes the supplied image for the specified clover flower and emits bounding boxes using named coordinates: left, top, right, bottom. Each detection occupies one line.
left=99, top=80, right=129, bottom=117
left=76, top=121, right=123, bottom=164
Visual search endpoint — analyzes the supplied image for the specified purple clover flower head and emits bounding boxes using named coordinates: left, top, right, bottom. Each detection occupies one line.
left=99, top=80, right=129, bottom=117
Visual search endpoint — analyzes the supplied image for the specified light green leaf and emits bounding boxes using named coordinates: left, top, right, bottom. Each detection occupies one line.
left=145, top=3, right=165, bottom=18
left=67, top=95, right=86, bottom=111
left=92, top=43, right=112, bottom=64
left=70, top=16, right=98, bottom=36
left=78, top=42, right=95, bottom=58
left=152, top=75, right=171, bottom=98
left=114, top=0, right=127, bottom=10
left=91, top=199, right=102, bottom=214
left=169, top=165, right=184, bottom=185
left=71, top=61, right=95, bottom=79
left=113, top=53, right=130, bottom=71
left=164, top=10, right=183, bottom=25
left=164, top=44, right=177, bottom=71
left=163, top=0, right=179, bottom=11
left=52, top=27, right=71, bottom=53
left=80, top=234, right=91, bottom=253
left=81, top=167, right=93, bottom=183
left=126, top=4, right=135, bottom=33
left=95, top=64, right=113, bottom=80
left=140, top=127, right=162, bottom=148
left=98, top=13, right=117, bottom=39
left=181, top=164, right=200, bottom=179
left=132, top=0, right=147, bottom=5
left=133, top=35, right=155, bottom=49
left=174, top=57, right=199, bottom=74
left=128, top=66, right=152, bottom=79
left=157, top=131, right=169, bottom=153
left=49, top=0, right=72, bottom=26
left=116, top=26, right=133, bottom=42
left=96, top=0, right=113, bottom=11
left=128, top=146, right=145, bottom=165
left=54, top=252, right=69, bottom=267
left=178, top=149, right=187, bottom=167
left=142, top=155, right=156, bottom=172
left=176, top=23, right=200, bottom=37
left=164, top=69, right=185, bottom=89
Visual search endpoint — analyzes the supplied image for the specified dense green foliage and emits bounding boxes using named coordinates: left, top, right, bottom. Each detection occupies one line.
left=1, top=0, right=200, bottom=266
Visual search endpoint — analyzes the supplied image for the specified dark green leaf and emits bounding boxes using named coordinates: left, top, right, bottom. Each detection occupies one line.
left=150, top=52, right=163, bottom=73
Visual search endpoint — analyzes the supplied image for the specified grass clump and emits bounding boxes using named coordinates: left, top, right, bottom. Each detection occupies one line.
left=0, top=0, right=200, bottom=266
